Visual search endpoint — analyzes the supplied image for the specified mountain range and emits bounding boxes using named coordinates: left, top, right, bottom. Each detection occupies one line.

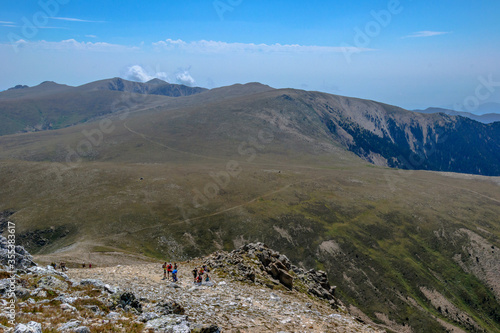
left=0, top=78, right=206, bottom=136
left=1, top=78, right=499, bottom=176
left=413, top=106, right=500, bottom=124
left=0, top=78, right=499, bottom=332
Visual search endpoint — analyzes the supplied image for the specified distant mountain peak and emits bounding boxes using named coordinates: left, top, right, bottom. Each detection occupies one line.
left=146, top=78, right=168, bottom=85
left=7, top=84, right=29, bottom=90
left=39, top=81, right=60, bottom=86
left=413, top=107, right=500, bottom=124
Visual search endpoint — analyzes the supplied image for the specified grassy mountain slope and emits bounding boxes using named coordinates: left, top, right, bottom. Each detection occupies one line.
left=0, top=83, right=499, bottom=332
left=1, top=87, right=497, bottom=175
left=0, top=78, right=209, bottom=136
left=1, top=159, right=499, bottom=332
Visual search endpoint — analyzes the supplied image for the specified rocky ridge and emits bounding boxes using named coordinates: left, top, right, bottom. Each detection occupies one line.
left=0, top=237, right=382, bottom=332
left=203, top=243, right=340, bottom=308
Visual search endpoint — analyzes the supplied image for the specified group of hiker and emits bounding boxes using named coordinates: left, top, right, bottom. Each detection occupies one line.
left=50, top=261, right=92, bottom=271
left=50, top=262, right=68, bottom=271
left=161, top=262, right=211, bottom=284
left=192, top=265, right=210, bottom=284
left=162, top=262, right=178, bottom=282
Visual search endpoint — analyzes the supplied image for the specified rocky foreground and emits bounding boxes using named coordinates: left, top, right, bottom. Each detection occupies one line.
left=0, top=238, right=383, bottom=332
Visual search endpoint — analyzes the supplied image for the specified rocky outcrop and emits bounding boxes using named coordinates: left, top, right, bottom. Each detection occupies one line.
left=0, top=235, right=37, bottom=273
left=291, top=266, right=338, bottom=304
left=109, top=291, right=143, bottom=313
left=204, top=242, right=340, bottom=307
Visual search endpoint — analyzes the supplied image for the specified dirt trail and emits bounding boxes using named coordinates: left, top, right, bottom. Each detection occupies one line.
left=66, top=260, right=383, bottom=333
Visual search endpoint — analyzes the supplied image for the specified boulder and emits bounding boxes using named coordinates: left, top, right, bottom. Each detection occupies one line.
left=118, top=291, right=142, bottom=312
left=138, top=311, right=160, bottom=322
left=0, top=278, right=13, bottom=296
left=277, top=269, right=294, bottom=289
left=37, top=275, right=68, bottom=291
left=145, top=315, right=190, bottom=332
left=15, top=287, right=30, bottom=299
left=155, top=301, right=185, bottom=315
left=14, top=321, right=42, bottom=333
left=57, top=319, right=80, bottom=331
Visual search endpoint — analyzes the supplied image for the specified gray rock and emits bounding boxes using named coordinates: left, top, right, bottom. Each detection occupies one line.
left=145, top=314, right=190, bottom=332
left=54, top=295, right=78, bottom=304
left=38, top=275, right=68, bottom=291
left=60, top=303, right=77, bottom=312
left=57, top=319, right=80, bottom=331
left=155, top=301, right=185, bottom=315
left=138, top=311, right=160, bottom=322
left=14, top=287, right=30, bottom=299
left=30, top=288, right=47, bottom=298
left=28, top=266, right=69, bottom=280
left=79, top=279, right=116, bottom=293
left=73, top=326, right=90, bottom=333
left=106, top=311, right=120, bottom=319
left=0, top=278, right=13, bottom=296
left=14, top=321, right=42, bottom=333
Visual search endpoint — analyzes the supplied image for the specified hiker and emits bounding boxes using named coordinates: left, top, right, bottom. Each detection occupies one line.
left=89, top=263, right=92, bottom=269
left=82, top=262, right=86, bottom=268
left=205, top=273, right=210, bottom=282
left=202, top=264, right=209, bottom=273
left=162, top=262, right=167, bottom=280
left=192, top=268, right=198, bottom=282
left=167, top=263, right=172, bottom=280
left=60, top=262, right=67, bottom=272
left=172, top=268, right=178, bottom=282
left=196, top=274, right=202, bottom=285
left=174, top=263, right=178, bottom=270
left=198, top=267, right=204, bottom=276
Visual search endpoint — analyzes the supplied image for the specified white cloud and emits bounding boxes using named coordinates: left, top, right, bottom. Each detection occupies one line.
left=175, top=70, right=195, bottom=86
left=0, top=21, right=14, bottom=24
left=125, top=65, right=196, bottom=86
left=403, top=31, right=451, bottom=38
left=85, top=35, right=98, bottom=38
left=126, top=65, right=168, bottom=82
left=9, top=39, right=136, bottom=52
left=153, top=39, right=372, bottom=54
left=51, top=17, right=103, bottom=23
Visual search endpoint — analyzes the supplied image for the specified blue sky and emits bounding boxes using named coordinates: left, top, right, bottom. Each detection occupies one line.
left=1, top=0, right=500, bottom=112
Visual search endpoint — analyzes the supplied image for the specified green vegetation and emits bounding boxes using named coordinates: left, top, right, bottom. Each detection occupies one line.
left=1, top=158, right=498, bottom=331
left=1, top=82, right=499, bottom=332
